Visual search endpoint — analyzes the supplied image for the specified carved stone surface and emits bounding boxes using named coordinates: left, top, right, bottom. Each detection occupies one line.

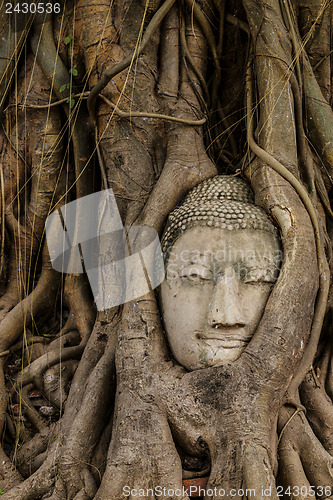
left=160, top=176, right=281, bottom=370
left=161, top=175, right=277, bottom=256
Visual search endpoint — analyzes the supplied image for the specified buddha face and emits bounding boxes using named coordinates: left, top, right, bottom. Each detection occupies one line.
left=159, top=226, right=281, bottom=371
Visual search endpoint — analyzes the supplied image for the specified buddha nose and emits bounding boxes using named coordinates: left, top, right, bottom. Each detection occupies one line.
left=207, top=270, right=246, bottom=328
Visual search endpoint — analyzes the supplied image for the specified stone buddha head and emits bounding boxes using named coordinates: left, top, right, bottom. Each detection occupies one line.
left=159, top=176, right=282, bottom=371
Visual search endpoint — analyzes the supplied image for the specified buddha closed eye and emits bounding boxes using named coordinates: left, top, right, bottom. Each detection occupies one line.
left=159, top=176, right=282, bottom=371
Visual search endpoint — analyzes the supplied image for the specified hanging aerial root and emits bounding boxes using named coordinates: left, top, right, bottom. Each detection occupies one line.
left=87, top=0, right=177, bottom=124
left=179, top=14, right=209, bottom=107
left=0, top=246, right=59, bottom=449
left=31, top=13, right=93, bottom=201
left=99, top=94, right=206, bottom=125
left=0, top=7, right=34, bottom=116
left=183, top=0, right=220, bottom=83
left=135, top=0, right=216, bottom=232
left=246, top=61, right=330, bottom=400
left=158, top=5, right=180, bottom=100
left=16, top=93, right=206, bottom=125
left=302, top=39, right=333, bottom=180
left=8, top=317, right=119, bottom=500
left=0, top=103, right=64, bottom=321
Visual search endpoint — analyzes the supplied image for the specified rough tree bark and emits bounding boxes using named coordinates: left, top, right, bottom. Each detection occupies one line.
left=0, top=0, right=332, bottom=499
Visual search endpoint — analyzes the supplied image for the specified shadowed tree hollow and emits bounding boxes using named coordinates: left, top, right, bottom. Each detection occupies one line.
left=0, top=0, right=333, bottom=498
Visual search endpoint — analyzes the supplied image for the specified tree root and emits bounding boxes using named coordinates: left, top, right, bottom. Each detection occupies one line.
left=18, top=383, right=48, bottom=432
left=278, top=406, right=333, bottom=494
left=15, top=422, right=59, bottom=477
left=0, top=446, right=23, bottom=492
left=1, top=458, right=56, bottom=500
left=48, top=330, right=116, bottom=498
left=10, top=338, right=84, bottom=397
left=64, top=274, right=96, bottom=345
left=43, top=360, right=78, bottom=409
left=300, top=371, right=333, bottom=454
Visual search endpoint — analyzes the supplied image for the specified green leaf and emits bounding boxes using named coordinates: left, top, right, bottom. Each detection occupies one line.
left=64, top=35, right=73, bottom=45
left=66, top=97, right=76, bottom=108
left=59, top=84, right=67, bottom=93
left=69, top=65, right=78, bottom=77
left=0, top=489, right=5, bottom=495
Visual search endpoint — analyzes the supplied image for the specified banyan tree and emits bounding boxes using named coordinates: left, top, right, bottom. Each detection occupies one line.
left=0, top=0, right=332, bottom=498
